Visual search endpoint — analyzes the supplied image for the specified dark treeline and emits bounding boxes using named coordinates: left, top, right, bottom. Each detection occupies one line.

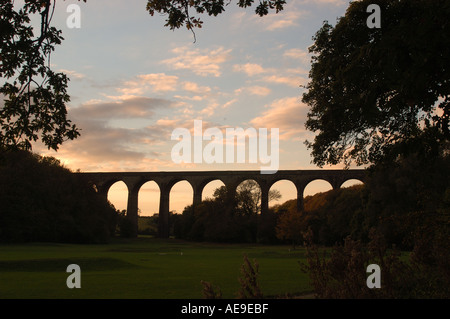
left=172, top=180, right=268, bottom=244
left=1, top=148, right=448, bottom=254
left=0, top=150, right=117, bottom=243
left=145, top=153, right=449, bottom=252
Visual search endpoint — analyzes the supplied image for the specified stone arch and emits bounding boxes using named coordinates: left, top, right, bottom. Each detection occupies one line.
left=107, top=180, right=129, bottom=212
left=268, top=179, right=297, bottom=208
left=137, top=180, right=160, bottom=216
left=340, top=178, right=365, bottom=189
left=95, top=178, right=125, bottom=199
left=75, top=169, right=368, bottom=237
left=235, top=178, right=263, bottom=214
left=298, top=178, right=335, bottom=213
left=168, top=179, right=194, bottom=214
left=235, top=178, right=262, bottom=191
left=200, top=178, right=226, bottom=201
left=303, top=178, right=334, bottom=198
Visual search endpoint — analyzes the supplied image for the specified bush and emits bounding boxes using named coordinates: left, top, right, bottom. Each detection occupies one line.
left=300, top=229, right=450, bottom=298
left=174, top=197, right=260, bottom=243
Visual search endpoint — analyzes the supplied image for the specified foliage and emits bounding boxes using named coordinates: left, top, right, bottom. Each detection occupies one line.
left=0, top=149, right=117, bottom=243
left=200, top=280, right=223, bottom=299
left=236, top=180, right=281, bottom=216
left=302, top=0, right=450, bottom=167
left=137, top=215, right=159, bottom=236
left=256, top=209, right=279, bottom=244
left=294, top=155, right=449, bottom=250
left=274, top=185, right=366, bottom=247
left=300, top=0, right=450, bottom=295
left=117, top=209, right=136, bottom=238
left=362, top=153, right=450, bottom=248
left=174, top=153, right=448, bottom=251
left=0, top=0, right=85, bottom=151
left=174, top=197, right=258, bottom=243
left=146, top=0, right=286, bottom=32
left=173, top=182, right=280, bottom=243
left=275, top=203, right=306, bottom=248
left=300, top=228, right=450, bottom=298
left=237, top=254, right=264, bottom=299
left=140, top=212, right=177, bottom=237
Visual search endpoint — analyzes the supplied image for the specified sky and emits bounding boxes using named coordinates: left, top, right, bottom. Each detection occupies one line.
left=27, top=0, right=363, bottom=215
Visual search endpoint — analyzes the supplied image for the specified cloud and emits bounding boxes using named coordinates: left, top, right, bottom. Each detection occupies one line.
left=229, top=5, right=304, bottom=32
left=286, top=67, right=310, bottom=76
left=223, top=98, right=238, bottom=109
left=36, top=123, right=152, bottom=171
left=59, top=69, right=85, bottom=80
left=139, top=73, right=178, bottom=92
left=162, top=46, right=232, bottom=77
left=235, top=86, right=271, bottom=96
left=233, top=61, right=307, bottom=88
left=200, top=102, right=220, bottom=117
left=117, top=73, right=179, bottom=95
left=249, top=97, right=310, bottom=140
left=182, top=81, right=211, bottom=94
left=174, top=95, right=204, bottom=102
left=38, top=96, right=184, bottom=171
left=283, top=48, right=312, bottom=65
left=106, top=74, right=213, bottom=102
left=260, top=74, right=308, bottom=88
left=35, top=115, right=205, bottom=172
left=199, top=98, right=238, bottom=117
left=253, top=10, right=305, bottom=31
left=70, top=96, right=173, bottom=120
left=233, top=63, right=267, bottom=76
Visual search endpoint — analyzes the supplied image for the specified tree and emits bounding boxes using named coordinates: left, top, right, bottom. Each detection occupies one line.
left=301, top=228, right=450, bottom=298
left=236, top=180, right=281, bottom=215
left=146, top=0, right=286, bottom=35
left=0, top=0, right=85, bottom=151
left=302, top=0, right=449, bottom=168
left=174, top=182, right=281, bottom=242
left=0, top=149, right=117, bottom=243
left=237, top=254, right=263, bottom=299
left=275, top=207, right=306, bottom=248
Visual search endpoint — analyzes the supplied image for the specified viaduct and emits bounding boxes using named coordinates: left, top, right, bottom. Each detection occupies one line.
left=78, top=169, right=367, bottom=238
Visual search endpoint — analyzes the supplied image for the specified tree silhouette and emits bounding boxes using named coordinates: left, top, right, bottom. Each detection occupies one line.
left=302, top=0, right=449, bottom=167
left=146, top=0, right=286, bottom=32
left=0, top=0, right=85, bottom=151
left=234, top=180, right=281, bottom=215
left=0, top=150, right=117, bottom=243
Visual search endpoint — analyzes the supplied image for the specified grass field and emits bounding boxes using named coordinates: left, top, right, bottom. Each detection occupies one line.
left=0, top=237, right=313, bottom=299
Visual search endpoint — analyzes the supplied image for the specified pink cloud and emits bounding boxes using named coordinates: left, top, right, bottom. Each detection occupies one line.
left=250, top=97, right=310, bottom=140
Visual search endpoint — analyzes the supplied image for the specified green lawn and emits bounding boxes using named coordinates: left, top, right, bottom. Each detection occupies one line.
left=0, top=237, right=312, bottom=299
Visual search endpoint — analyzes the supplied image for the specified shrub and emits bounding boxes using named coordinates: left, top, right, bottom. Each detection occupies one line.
left=300, top=228, right=450, bottom=298
left=237, top=254, right=264, bottom=299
